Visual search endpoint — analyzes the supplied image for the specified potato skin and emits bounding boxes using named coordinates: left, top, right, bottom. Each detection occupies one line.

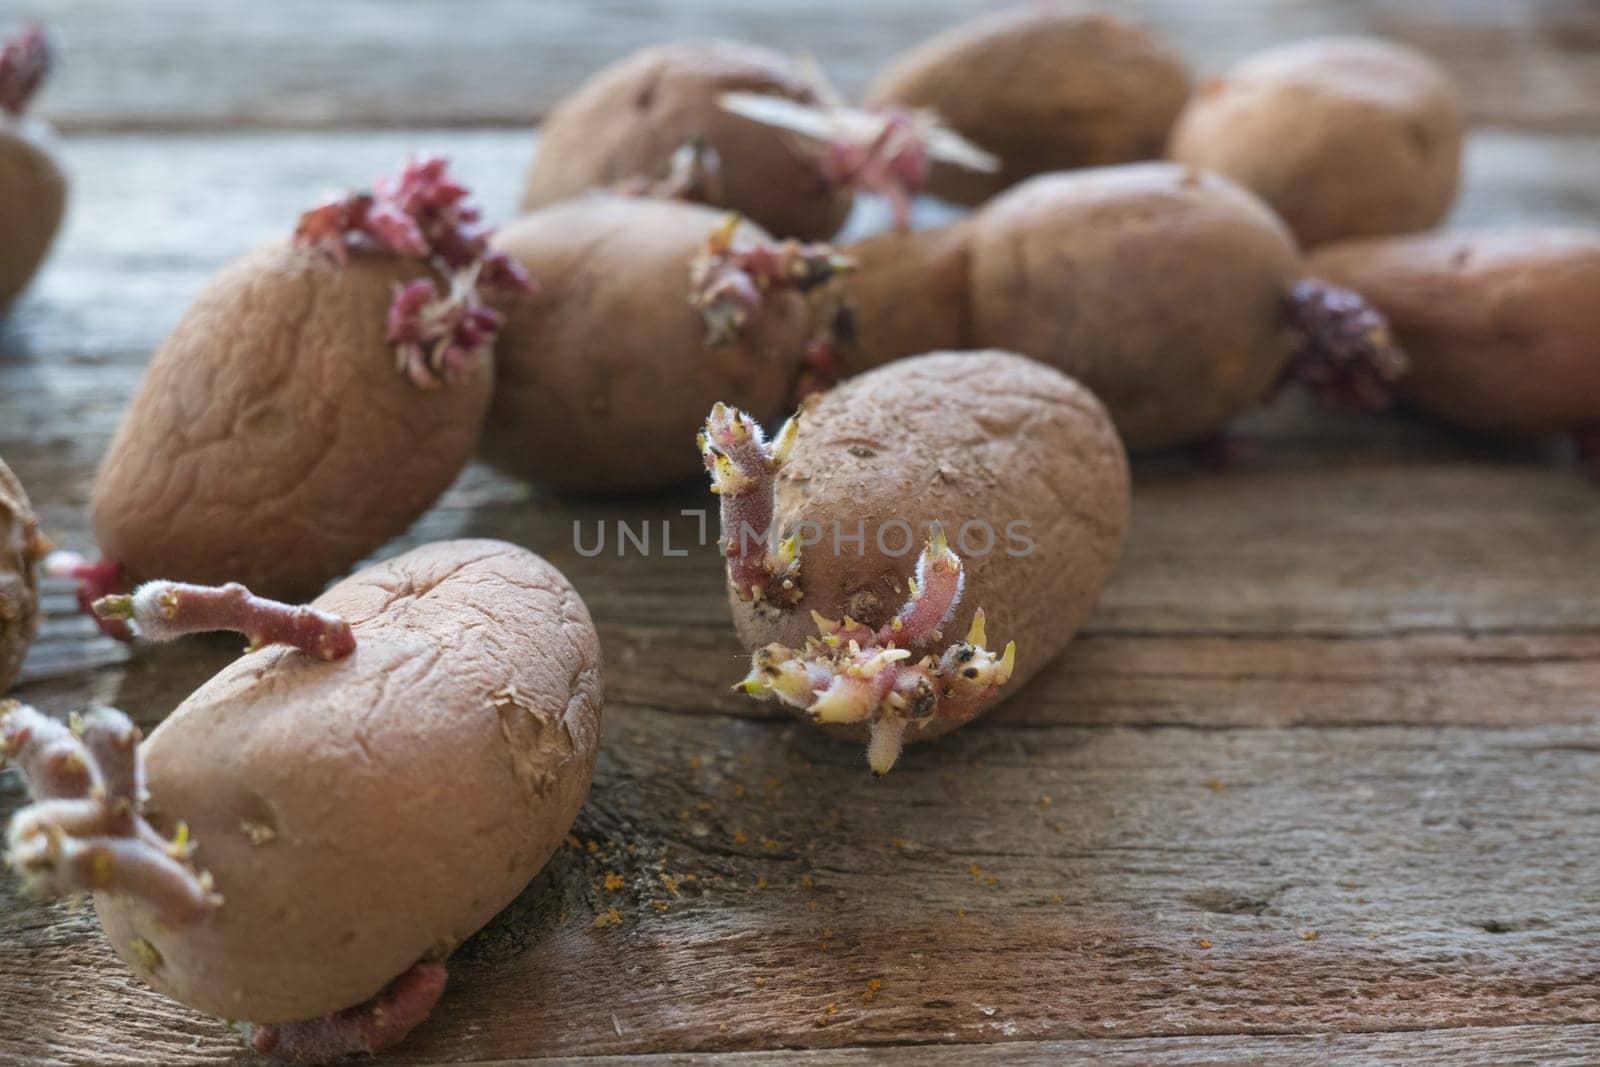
left=865, top=9, right=1190, bottom=207
left=0, top=120, right=67, bottom=309
left=522, top=41, right=851, bottom=241
left=841, top=221, right=974, bottom=376
left=967, top=163, right=1301, bottom=452
left=92, top=242, right=492, bottom=601
left=1168, top=37, right=1464, bottom=248
left=1308, top=229, right=1600, bottom=437
left=95, top=540, right=603, bottom=1024
left=0, top=457, right=43, bottom=692
left=484, top=196, right=809, bottom=491
left=733, top=351, right=1129, bottom=746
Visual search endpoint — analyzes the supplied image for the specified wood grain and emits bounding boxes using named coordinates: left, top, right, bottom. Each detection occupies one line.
left=11, top=1, right=1600, bottom=134
left=0, top=56, right=1598, bottom=1067
left=6, top=713, right=1600, bottom=1063
left=503, top=1025, right=1600, bottom=1066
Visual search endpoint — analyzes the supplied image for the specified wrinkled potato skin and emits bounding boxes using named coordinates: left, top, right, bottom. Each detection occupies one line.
left=0, top=458, right=43, bottom=692
left=522, top=41, right=851, bottom=241
left=967, top=164, right=1300, bottom=452
left=96, top=540, right=603, bottom=1024
left=841, top=221, right=974, bottom=375
left=732, top=351, right=1129, bottom=747
left=0, top=121, right=67, bottom=309
left=92, top=243, right=492, bottom=601
left=865, top=9, right=1190, bottom=206
left=1168, top=37, right=1464, bottom=248
left=485, top=197, right=809, bottom=490
left=1308, top=230, right=1600, bottom=436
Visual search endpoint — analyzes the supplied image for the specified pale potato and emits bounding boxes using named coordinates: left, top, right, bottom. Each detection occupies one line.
left=92, top=244, right=492, bottom=600
left=732, top=351, right=1129, bottom=750
left=95, top=540, right=603, bottom=1024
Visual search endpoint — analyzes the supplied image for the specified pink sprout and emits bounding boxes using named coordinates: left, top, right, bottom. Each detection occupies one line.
left=736, top=530, right=1016, bottom=776
left=0, top=25, right=51, bottom=119
left=690, top=215, right=852, bottom=346
left=291, top=156, right=535, bottom=387
left=93, top=581, right=356, bottom=661
left=2, top=703, right=221, bottom=926
left=818, top=109, right=932, bottom=231
left=386, top=270, right=505, bottom=389
left=242, top=961, right=447, bottom=1061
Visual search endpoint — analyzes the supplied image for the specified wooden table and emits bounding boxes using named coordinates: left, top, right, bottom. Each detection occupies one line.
left=3, top=2, right=1599, bottom=1064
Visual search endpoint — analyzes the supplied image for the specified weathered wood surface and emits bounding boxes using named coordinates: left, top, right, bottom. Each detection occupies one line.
left=14, top=0, right=1600, bottom=134
left=504, top=1025, right=1600, bottom=1067
left=1, top=123, right=1597, bottom=1065
left=1, top=4, right=1599, bottom=1060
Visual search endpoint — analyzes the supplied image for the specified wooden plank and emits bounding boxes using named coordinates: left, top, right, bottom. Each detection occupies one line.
left=607, top=627, right=1600, bottom=729
left=21, top=453, right=1600, bottom=694
left=5, top=715, right=1598, bottom=1063
left=508, top=1024, right=1600, bottom=1066
left=0, top=113, right=1597, bottom=1065
left=14, top=1, right=1600, bottom=134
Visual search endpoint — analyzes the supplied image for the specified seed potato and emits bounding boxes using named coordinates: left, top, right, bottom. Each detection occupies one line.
left=1307, top=229, right=1600, bottom=438
left=1169, top=36, right=1464, bottom=248
left=94, top=539, right=603, bottom=1025
left=716, top=351, right=1128, bottom=770
left=91, top=243, right=492, bottom=601
left=843, top=164, right=1307, bottom=451
left=522, top=40, right=852, bottom=240
left=865, top=9, right=1190, bottom=206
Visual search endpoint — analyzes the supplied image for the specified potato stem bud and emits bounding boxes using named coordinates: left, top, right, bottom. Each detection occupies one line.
left=717, top=93, right=999, bottom=232
left=735, top=536, right=1017, bottom=775
left=292, top=156, right=536, bottom=388
left=1, top=702, right=220, bottom=926
left=690, top=214, right=853, bottom=346
left=1284, top=278, right=1410, bottom=410
left=0, top=24, right=50, bottom=119
left=817, top=107, right=932, bottom=231
left=700, top=403, right=803, bottom=606
left=242, top=961, right=448, bottom=1061
left=93, top=581, right=356, bottom=661
left=387, top=266, right=503, bottom=389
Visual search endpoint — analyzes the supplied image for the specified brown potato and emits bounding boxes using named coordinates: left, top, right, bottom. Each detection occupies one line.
left=843, top=164, right=1306, bottom=451
left=865, top=9, right=1190, bottom=207
left=713, top=351, right=1128, bottom=772
left=0, top=120, right=65, bottom=309
left=91, top=243, right=491, bottom=601
left=1169, top=37, right=1464, bottom=248
left=522, top=41, right=852, bottom=240
left=1307, top=229, right=1600, bottom=439
left=94, top=539, right=602, bottom=1024
left=0, top=457, right=43, bottom=691
left=484, top=196, right=817, bottom=491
